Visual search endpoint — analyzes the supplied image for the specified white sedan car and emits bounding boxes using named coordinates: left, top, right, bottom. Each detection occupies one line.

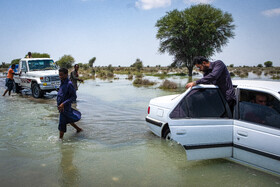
left=146, top=80, right=280, bottom=174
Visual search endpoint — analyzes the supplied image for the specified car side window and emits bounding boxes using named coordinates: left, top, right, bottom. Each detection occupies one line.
left=170, top=88, right=228, bottom=119
left=21, top=61, right=27, bottom=72
left=239, top=90, right=280, bottom=129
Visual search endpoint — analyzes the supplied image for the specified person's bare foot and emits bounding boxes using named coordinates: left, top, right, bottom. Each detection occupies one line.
left=77, top=128, right=83, bottom=133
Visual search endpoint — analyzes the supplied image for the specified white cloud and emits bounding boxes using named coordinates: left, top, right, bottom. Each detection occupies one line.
left=184, top=0, right=214, bottom=4
left=135, top=0, right=171, bottom=10
left=262, top=8, right=280, bottom=17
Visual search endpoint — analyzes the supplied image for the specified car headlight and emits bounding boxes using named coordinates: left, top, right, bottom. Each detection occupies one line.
left=44, top=76, right=50, bottom=82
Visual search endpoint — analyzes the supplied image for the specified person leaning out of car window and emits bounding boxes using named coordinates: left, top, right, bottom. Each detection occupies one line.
left=185, top=56, right=236, bottom=113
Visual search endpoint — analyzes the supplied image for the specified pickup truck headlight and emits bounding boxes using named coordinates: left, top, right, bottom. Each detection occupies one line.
left=44, top=76, right=50, bottom=82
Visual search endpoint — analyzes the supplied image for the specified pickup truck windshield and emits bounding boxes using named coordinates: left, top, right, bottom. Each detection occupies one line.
left=28, top=60, right=58, bottom=71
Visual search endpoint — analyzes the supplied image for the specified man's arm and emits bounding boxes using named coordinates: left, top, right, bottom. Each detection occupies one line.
left=71, top=71, right=83, bottom=82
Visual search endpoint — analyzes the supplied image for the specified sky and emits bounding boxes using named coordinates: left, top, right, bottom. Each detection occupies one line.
left=0, top=0, right=279, bottom=67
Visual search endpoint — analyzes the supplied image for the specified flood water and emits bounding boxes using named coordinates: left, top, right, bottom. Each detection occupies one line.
left=0, top=75, right=279, bottom=186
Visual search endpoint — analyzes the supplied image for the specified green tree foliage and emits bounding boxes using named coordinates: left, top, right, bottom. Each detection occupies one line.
left=89, top=57, right=96, bottom=68
left=156, top=4, right=235, bottom=76
left=11, top=58, right=21, bottom=65
left=25, top=52, right=50, bottom=58
left=264, top=61, right=273, bottom=67
left=107, top=64, right=114, bottom=73
left=131, top=58, right=143, bottom=72
left=56, top=55, right=75, bottom=69
left=257, top=64, right=263, bottom=68
left=0, top=62, right=10, bottom=68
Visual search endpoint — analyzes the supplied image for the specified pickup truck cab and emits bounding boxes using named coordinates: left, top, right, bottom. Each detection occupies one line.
left=14, top=58, right=60, bottom=98
left=146, top=80, right=280, bottom=174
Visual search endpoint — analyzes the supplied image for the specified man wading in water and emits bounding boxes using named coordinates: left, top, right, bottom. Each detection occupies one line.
left=57, top=68, right=82, bottom=139
left=70, top=64, right=83, bottom=102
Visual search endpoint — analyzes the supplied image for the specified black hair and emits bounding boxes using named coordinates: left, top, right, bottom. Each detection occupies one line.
left=74, top=64, right=79, bottom=68
left=28, top=52, right=32, bottom=56
left=59, top=68, right=68, bottom=75
left=11, top=64, right=16, bottom=68
left=193, top=56, right=209, bottom=66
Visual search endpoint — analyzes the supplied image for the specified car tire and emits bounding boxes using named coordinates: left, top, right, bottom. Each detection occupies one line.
left=163, top=128, right=172, bottom=140
left=32, top=83, right=43, bottom=98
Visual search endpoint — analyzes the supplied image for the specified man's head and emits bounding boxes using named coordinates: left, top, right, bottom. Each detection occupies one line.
left=74, top=64, right=79, bottom=71
left=11, top=64, right=16, bottom=69
left=193, top=56, right=210, bottom=72
left=28, top=52, right=32, bottom=57
left=255, top=94, right=267, bottom=106
left=59, top=68, right=68, bottom=81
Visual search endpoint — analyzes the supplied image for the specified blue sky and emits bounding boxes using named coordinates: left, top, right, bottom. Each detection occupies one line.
left=0, top=0, right=279, bottom=67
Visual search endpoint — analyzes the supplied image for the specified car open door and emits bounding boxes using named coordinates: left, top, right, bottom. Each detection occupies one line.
left=233, top=89, right=280, bottom=173
left=168, top=87, right=234, bottom=160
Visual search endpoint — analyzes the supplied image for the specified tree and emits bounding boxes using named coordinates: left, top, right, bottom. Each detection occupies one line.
left=25, top=52, right=50, bottom=58
left=11, top=58, right=21, bottom=65
left=257, top=64, right=263, bottom=68
left=264, top=61, right=273, bottom=67
left=131, top=58, right=143, bottom=72
left=56, top=55, right=75, bottom=69
left=89, top=57, right=96, bottom=68
left=156, top=4, right=235, bottom=76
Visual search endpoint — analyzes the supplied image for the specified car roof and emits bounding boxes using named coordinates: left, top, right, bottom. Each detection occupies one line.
left=233, top=80, right=280, bottom=93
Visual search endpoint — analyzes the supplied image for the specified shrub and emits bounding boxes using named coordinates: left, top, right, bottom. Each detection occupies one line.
left=159, top=80, right=177, bottom=89
left=133, top=78, right=155, bottom=86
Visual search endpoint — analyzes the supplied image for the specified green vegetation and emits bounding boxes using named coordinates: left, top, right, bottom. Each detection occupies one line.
left=156, top=4, right=235, bottom=76
left=56, top=55, right=75, bottom=69
left=133, top=78, right=156, bottom=86
left=89, top=57, right=96, bottom=68
left=159, top=80, right=178, bottom=90
left=131, top=58, right=143, bottom=72
left=26, top=52, right=50, bottom=58
left=264, top=61, right=273, bottom=67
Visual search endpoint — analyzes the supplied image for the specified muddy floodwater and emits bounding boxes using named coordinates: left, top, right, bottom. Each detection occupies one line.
left=0, top=75, right=279, bottom=186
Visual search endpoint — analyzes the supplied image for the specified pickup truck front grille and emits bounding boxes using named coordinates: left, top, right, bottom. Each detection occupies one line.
left=50, top=76, right=60, bottom=81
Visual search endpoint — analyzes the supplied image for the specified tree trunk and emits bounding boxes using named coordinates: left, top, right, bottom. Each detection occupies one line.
left=187, top=66, right=193, bottom=77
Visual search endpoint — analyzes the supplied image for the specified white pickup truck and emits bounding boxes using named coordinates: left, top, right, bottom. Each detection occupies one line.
left=14, top=58, right=60, bottom=98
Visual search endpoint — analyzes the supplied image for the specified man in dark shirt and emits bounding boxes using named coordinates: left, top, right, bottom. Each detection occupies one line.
left=57, top=68, right=82, bottom=139
left=186, top=56, right=236, bottom=112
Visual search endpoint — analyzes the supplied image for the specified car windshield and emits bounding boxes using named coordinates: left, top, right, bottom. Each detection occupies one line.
left=28, top=60, right=58, bottom=71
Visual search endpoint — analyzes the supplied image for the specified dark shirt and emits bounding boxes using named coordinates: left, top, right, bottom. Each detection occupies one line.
left=70, top=70, right=79, bottom=90
left=196, top=60, right=236, bottom=103
left=57, top=78, right=77, bottom=111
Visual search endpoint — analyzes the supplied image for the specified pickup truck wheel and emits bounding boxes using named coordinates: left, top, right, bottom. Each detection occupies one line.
left=32, top=83, right=43, bottom=98
left=163, top=129, right=172, bottom=140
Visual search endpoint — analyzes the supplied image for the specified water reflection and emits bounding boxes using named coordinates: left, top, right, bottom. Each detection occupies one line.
left=59, top=143, right=80, bottom=187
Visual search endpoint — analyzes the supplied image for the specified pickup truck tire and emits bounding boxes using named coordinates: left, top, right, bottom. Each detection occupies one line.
left=32, top=83, right=44, bottom=98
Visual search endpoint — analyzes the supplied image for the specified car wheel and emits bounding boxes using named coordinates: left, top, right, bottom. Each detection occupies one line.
left=163, top=128, right=172, bottom=140
left=32, top=83, right=43, bottom=98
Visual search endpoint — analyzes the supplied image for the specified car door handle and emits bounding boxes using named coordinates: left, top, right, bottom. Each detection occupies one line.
left=237, top=131, right=248, bottom=137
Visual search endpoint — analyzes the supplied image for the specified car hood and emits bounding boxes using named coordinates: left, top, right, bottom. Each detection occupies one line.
left=27, top=70, right=59, bottom=76
left=150, top=94, right=181, bottom=109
